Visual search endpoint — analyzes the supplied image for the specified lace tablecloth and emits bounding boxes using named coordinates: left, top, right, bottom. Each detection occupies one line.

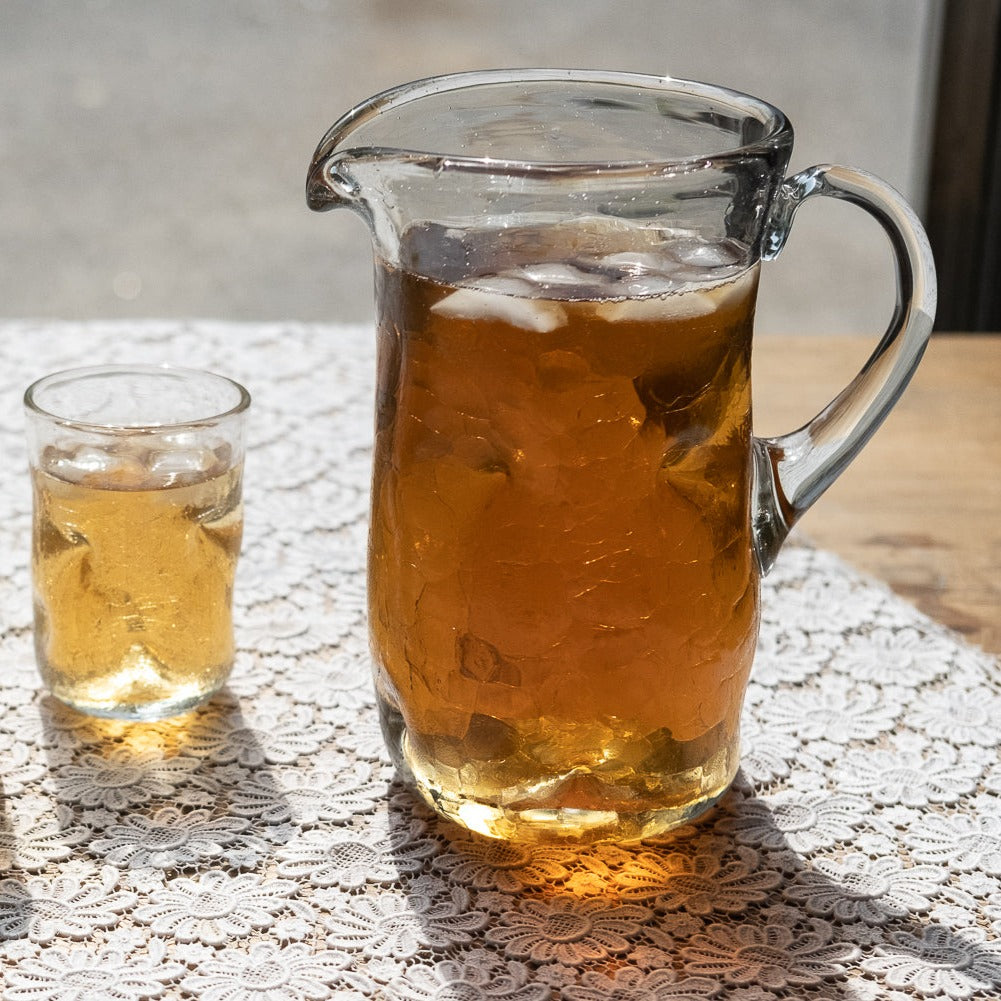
left=0, top=320, right=999, bottom=1001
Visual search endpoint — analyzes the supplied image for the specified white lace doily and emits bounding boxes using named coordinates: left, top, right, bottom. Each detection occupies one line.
left=0, top=320, right=999, bottom=1001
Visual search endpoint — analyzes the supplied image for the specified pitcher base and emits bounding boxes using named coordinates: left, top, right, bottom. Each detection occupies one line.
left=378, top=695, right=738, bottom=844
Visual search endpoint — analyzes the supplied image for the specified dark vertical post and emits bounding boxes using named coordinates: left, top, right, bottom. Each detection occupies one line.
left=926, top=0, right=1001, bottom=331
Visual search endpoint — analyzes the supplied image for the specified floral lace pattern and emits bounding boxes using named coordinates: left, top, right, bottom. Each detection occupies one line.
left=0, top=320, right=999, bottom=1000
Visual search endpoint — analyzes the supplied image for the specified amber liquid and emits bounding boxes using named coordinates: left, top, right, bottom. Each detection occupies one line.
left=32, top=454, right=243, bottom=719
left=369, top=236, right=760, bottom=842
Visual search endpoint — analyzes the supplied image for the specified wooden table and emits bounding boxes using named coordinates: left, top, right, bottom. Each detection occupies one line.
left=754, top=333, right=1001, bottom=655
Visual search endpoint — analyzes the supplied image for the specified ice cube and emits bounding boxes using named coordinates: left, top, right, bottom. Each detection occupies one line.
left=41, top=443, right=146, bottom=486
left=595, top=289, right=716, bottom=324
left=519, top=262, right=596, bottom=288
left=48, top=444, right=115, bottom=477
left=670, top=237, right=744, bottom=270
left=596, top=251, right=675, bottom=277
left=148, top=447, right=217, bottom=486
left=622, top=274, right=679, bottom=298
left=431, top=285, right=567, bottom=332
left=469, top=274, right=538, bottom=297
left=157, top=430, right=200, bottom=449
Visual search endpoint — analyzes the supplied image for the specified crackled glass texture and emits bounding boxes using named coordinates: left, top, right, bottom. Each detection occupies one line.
left=369, top=228, right=760, bottom=842
left=0, top=321, right=999, bottom=1001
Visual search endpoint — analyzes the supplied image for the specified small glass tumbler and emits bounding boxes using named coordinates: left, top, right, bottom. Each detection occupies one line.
left=24, top=364, right=250, bottom=720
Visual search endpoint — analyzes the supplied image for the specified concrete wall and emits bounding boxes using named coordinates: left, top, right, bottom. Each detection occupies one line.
left=0, top=0, right=942, bottom=333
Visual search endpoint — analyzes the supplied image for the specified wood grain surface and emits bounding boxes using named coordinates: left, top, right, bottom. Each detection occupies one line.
left=753, top=334, right=1001, bottom=655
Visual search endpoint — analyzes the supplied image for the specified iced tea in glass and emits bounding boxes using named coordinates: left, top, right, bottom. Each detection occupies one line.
left=25, top=365, right=249, bottom=720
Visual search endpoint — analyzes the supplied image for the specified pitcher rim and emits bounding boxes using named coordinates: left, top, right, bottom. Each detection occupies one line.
left=310, top=68, right=792, bottom=177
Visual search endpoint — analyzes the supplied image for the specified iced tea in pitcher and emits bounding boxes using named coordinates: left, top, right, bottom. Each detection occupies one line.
left=369, top=224, right=760, bottom=841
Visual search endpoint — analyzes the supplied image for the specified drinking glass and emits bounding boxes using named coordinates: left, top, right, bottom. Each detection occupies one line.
left=25, top=364, right=249, bottom=720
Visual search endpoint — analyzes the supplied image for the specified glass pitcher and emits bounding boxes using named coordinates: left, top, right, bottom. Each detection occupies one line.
left=306, top=69, right=935, bottom=843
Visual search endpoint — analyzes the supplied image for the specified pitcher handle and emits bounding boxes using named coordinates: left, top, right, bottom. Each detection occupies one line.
left=752, top=164, right=937, bottom=573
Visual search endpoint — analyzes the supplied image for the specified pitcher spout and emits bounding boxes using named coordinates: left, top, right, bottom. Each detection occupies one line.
left=305, top=155, right=359, bottom=212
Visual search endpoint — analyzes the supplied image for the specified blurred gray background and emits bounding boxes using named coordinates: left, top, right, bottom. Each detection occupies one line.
left=1, top=0, right=942, bottom=334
